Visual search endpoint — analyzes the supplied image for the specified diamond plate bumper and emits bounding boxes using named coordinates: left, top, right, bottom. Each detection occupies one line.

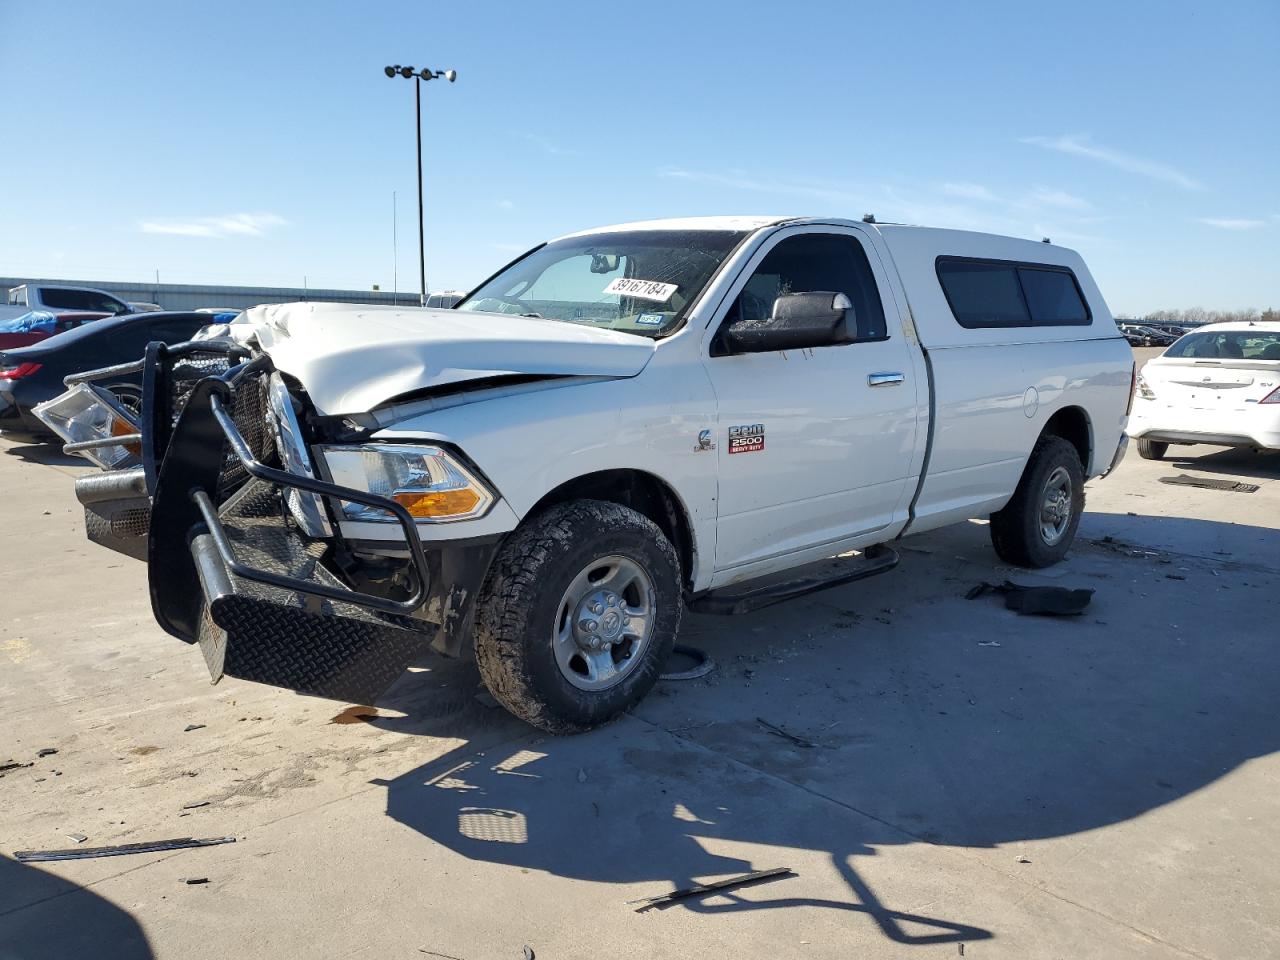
left=192, top=481, right=430, bottom=703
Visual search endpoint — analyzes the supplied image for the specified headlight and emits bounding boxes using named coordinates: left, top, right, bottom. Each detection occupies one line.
left=1135, top=373, right=1156, bottom=400
left=32, top=383, right=141, bottom=470
left=318, top=444, right=495, bottom=523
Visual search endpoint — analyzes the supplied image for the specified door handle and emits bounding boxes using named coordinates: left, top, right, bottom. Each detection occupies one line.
left=867, top=372, right=904, bottom=387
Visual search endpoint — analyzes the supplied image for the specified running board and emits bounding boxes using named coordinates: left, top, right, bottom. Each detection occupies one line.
left=688, top=545, right=899, bottom=615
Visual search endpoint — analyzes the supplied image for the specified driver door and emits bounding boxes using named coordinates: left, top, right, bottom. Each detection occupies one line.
left=702, top=226, right=921, bottom=580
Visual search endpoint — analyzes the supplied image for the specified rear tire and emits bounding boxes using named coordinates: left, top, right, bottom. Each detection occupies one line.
left=990, top=435, right=1085, bottom=569
left=474, top=499, right=682, bottom=733
left=1136, top=438, right=1168, bottom=461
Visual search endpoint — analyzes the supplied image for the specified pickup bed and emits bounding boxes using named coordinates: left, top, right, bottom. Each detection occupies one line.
left=43, top=216, right=1133, bottom=731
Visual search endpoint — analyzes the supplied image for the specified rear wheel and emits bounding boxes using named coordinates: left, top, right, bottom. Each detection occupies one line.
left=474, top=499, right=682, bottom=733
left=1136, top=438, right=1168, bottom=461
left=990, top=435, right=1085, bottom=568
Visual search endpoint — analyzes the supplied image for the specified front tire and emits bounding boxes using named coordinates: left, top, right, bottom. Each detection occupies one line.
left=474, top=499, right=682, bottom=733
left=1136, top=438, right=1168, bottom=460
left=990, top=435, right=1085, bottom=568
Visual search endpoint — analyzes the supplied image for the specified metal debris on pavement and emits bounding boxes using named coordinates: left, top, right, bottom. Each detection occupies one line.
left=755, top=718, right=816, bottom=748
left=1160, top=474, right=1259, bottom=493
left=65, top=833, right=87, bottom=844
left=627, top=867, right=796, bottom=910
left=15, top=835, right=236, bottom=862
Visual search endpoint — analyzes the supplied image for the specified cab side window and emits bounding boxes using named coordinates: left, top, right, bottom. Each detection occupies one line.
left=725, top=233, right=888, bottom=341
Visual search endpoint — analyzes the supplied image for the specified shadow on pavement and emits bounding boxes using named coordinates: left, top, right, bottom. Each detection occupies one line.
left=1167, top=445, right=1280, bottom=482
left=0, top=856, right=153, bottom=958
left=1, top=438, right=84, bottom=468
left=359, top=513, right=1279, bottom=948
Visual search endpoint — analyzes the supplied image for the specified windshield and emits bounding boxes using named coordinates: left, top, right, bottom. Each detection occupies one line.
left=1164, top=329, right=1280, bottom=361
left=456, top=229, right=749, bottom=338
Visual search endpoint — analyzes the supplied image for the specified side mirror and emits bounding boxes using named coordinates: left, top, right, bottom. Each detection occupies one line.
left=722, top=291, right=854, bottom=355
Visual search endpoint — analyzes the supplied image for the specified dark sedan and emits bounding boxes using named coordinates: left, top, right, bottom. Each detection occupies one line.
left=0, top=311, right=214, bottom=440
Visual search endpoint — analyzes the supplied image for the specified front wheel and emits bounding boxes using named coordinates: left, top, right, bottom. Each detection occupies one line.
left=989, top=435, right=1085, bottom=568
left=474, top=499, right=682, bottom=733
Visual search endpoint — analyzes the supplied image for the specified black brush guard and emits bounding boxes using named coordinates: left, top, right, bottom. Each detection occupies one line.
left=148, top=354, right=439, bottom=705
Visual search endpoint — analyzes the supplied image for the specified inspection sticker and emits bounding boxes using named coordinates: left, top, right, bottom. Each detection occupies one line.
left=728, top=423, right=765, bottom=454
left=604, top=278, right=678, bottom=302
left=635, top=313, right=665, bottom=326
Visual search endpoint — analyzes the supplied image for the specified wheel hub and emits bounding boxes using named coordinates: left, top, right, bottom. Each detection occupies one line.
left=1039, top=466, right=1074, bottom=546
left=554, top=557, right=655, bottom=691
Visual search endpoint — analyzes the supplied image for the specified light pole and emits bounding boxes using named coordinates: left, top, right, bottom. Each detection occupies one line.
left=384, top=64, right=456, bottom=307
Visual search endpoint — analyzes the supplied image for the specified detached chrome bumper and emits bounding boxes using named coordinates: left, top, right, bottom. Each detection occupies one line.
left=75, top=466, right=150, bottom=561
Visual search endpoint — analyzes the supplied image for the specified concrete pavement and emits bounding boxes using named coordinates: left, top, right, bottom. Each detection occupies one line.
left=1, top=409, right=1277, bottom=959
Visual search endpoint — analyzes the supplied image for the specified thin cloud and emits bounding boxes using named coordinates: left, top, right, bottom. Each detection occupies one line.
left=940, top=182, right=999, bottom=203
left=523, top=133, right=576, bottom=156
left=1022, top=135, right=1202, bottom=191
left=1198, top=217, right=1266, bottom=230
left=139, top=213, right=286, bottom=238
left=660, top=168, right=861, bottom=206
left=1029, top=187, right=1092, bottom=211
left=495, top=199, right=515, bottom=210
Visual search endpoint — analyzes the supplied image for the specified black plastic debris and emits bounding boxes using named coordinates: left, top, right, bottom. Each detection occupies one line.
left=15, top=836, right=235, bottom=863
left=1160, top=474, right=1259, bottom=493
left=1, top=761, right=33, bottom=774
left=627, top=867, right=796, bottom=910
left=966, top=581, right=1094, bottom=616
left=183, top=724, right=206, bottom=733
left=36, top=748, right=58, bottom=758
left=660, top=643, right=716, bottom=681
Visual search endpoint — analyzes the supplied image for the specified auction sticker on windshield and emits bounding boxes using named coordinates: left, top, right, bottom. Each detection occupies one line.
left=604, top=278, right=678, bottom=302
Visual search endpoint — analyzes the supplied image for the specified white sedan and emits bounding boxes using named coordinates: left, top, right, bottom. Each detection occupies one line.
left=1127, top=321, right=1280, bottom=459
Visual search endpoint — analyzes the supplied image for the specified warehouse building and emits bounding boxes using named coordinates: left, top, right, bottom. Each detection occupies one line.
left=0, top=276, right=454, bottom=313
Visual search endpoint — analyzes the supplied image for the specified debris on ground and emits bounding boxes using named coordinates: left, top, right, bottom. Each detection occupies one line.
left=523, top=947, right=536, bottom=960
left=329, top=706, right=379, bottom=724
left=181, top=877, right=209, bottom=885
left=966, top=581, right=1094, bottom=616
left=756, top=718, right=817, bottom=749
left=1016, top=855, right=1032, bottom=864
left=1160, top=474, right=1260, bottom=493
left=14, top=835, right=236, bottom=863
left=660, top=644, right=716, bottom=681
left=65, top=833, right=87, bottom=844
left=627, top=867, right=796, bottom=910
left=182, top=801, right=211, bottom=810
left=183, top=724, right=206, bottom=733
left=36, top=748, right=58, bottom=757
left=1, top=761, right=34, bottom=774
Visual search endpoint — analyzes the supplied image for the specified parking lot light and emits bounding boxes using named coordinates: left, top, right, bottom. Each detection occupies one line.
left=383, top=63, right=458, bottom=307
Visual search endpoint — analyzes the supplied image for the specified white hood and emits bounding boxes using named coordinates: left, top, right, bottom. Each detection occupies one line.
left=234, top=302, right=657, bottom=414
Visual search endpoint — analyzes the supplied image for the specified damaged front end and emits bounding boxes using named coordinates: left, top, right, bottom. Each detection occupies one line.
left=42, top=340, right=493, bottom=704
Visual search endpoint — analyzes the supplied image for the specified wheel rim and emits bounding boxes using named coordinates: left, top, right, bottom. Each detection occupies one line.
left=115, top=391, right=142, bottom=417
left=1039, top=465, right=1073, bottom=546
left=552, top=554, right=656, bottom=692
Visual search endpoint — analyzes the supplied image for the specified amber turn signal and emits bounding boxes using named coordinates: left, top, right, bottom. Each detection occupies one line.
left=393, top=488, right=482, bottom=518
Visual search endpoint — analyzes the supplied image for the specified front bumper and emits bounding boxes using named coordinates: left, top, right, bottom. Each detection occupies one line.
left=69, top=341, right=498, bottom=703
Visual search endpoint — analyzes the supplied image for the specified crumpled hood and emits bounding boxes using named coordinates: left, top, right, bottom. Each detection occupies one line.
left=234, top=301, right=656, bottom=414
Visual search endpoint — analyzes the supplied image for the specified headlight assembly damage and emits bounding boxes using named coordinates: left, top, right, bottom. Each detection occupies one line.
left=319, top=444, right=495, bottom=523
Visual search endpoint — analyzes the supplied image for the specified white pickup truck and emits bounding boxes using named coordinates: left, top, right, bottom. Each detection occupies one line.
left=43, top=216, right=1133, bottom=731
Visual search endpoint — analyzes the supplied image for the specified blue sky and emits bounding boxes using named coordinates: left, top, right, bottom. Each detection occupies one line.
left=1, top=0, right=1275, bottom=315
